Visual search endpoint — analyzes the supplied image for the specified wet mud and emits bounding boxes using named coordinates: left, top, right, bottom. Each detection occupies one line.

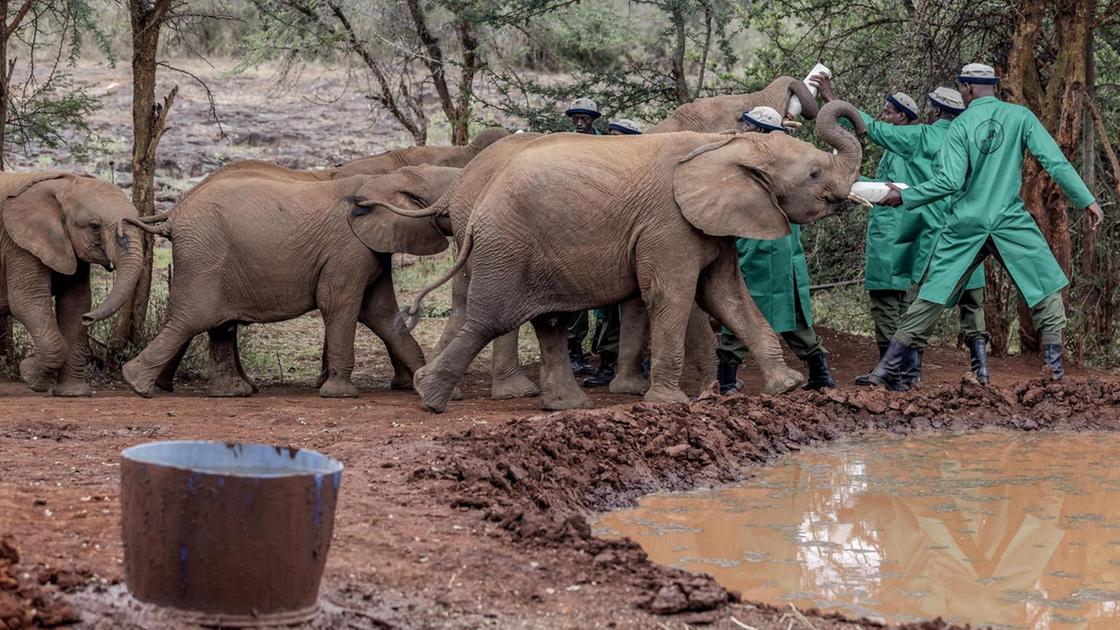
left=423, top=376, right=1120, bottom=625
left=598, top=432, right=1120, bottom=628
left=0, top=538, right=84, bottom=628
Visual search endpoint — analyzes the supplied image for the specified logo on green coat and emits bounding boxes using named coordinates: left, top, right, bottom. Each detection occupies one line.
left=974, top=119, right=1004, bottom=155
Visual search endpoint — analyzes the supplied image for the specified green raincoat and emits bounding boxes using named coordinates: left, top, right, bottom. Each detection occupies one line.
left=901, top=96, right=1095, bottom=307
left=736, top=225, right=813, bottom=333
left=858, top=111, right=985, bottom=291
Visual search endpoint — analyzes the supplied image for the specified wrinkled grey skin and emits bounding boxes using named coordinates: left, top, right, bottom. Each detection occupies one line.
left=120, top=165, right=459, bottom=398
left=404, top=101, right=864, bottom=412
left=646, top=76, right=820, bottom=133
left=0, top=172, right=145, bottom=396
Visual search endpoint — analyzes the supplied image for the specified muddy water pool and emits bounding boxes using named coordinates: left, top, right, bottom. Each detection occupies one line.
left=595, top=432, right=1120, bottom=628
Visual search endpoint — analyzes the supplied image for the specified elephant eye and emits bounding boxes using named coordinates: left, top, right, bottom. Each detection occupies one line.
left=402, top=192, right=426, bottom=207
left=89, top=220, right=102, bottom=230
left=809, top=168, right=823, bottom=180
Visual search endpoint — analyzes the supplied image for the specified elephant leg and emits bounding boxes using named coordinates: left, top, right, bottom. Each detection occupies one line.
left=679, top=306, right=717, bottom=397
left=315, top=334, right=330, bottom=389
left=641, top=269, right=698, bottom=404
left=696, top=246, right=802, bottom=394
left=51, top=272, right=92, bottom=397
left=155, top=340, right=190, bottom=392
left=123, top=318, right=214, bottom=398
left=531, top=314, right=591, bottom=410
left=207, top=324, right=254, bottom=397
left=360, top=271, right=426, bottom=391
left=609, top=297, right=650, bottom=395
left=316, top=279, right=362, bottom=399
left=414, top=316, right=503, bottom=413
left=7, top=258, right=67, bottom=392
left=490, top=329, right=540, bottom=400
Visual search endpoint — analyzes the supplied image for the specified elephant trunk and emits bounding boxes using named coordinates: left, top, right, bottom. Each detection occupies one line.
left=788, top=79, right=820, bottom=119
left=816, top=100, right=865, bottom=177
left=82, top=223, right=144, bottom=325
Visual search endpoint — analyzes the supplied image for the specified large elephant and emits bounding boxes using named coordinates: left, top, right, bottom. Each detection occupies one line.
left=331, top=128, right=508, bottom=178
left=120, top=165, right=459, bottom=398
left=408, top=101, right=865, bottom=413
left=646, top=76, right=820, bottom=133
left=0, top=172, right=145, bottom=396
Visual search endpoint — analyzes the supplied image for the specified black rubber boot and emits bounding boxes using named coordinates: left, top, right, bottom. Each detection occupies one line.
left=1043, top=343, right=1065, bottom=380
left=967, top=337, right=990, bottom=385
left=802, top=353, right=835, bottom=390
left=569, top=349, right=592, bottom=375
left=717, top=362, right=741, bottom=395
left=855, top=340, right=911, bottom=391
left=900, top=347, right=924, bottom=387
left=855, top=342, right=891, bottom=385
left=582, top=363, right=616, bottom=387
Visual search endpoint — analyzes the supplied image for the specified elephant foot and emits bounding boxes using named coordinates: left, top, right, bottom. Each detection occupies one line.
left=451, top=387, right=465, bottom=401
left=19, top=357, right=53, bottom=393
left=121, top=360, right=154, bottom=398
left=491, top=371, right=540, bottom=400
left=319, top=376, right=359, bottom=398
left=52, top=381, right=91, bottom=397
left=644, top=384, right=690, bottom=404
left=762, top=366, right=803, bottom=395
left=390, top=369, right=415, bottom=391
left=609, top=372, right=649, bottom=396
left=315, top=369, right=328, bottom=389
left=540, top=387, right=592, bottom=411
left=207, top=377, right=254, bottom=398
left=413, top=365, right=451, bottom=413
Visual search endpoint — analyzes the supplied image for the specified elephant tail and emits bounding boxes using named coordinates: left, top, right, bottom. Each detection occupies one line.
left=401, top=229, right=472, bottom=331
left=356, top=197, right=440, bottom=219
left=122, top=216, right=171, bottom=238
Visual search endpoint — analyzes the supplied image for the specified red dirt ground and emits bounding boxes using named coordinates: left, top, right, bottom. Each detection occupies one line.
left=1, top=328, right=1116, bottom=629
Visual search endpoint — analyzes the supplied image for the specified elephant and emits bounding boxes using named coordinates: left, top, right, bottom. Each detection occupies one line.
left=331, top=127, right=508, bottom=179
left=646, top=76, right=820, bottom=133
left=404, top=100, right=865, bottom=413
left=0, top=172, right=145, bottom=396
left=119, top=164, right=460, bottom=398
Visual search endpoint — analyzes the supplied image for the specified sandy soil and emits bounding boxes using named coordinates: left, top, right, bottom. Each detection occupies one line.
left=2, top=327, right=1118, bottom=629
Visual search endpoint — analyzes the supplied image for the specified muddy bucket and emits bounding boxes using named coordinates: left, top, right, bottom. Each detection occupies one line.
left=120, top=441, right=343, bottom=626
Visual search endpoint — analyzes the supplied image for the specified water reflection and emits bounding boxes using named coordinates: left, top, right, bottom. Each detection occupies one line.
left=595, top=432, right=1120, bottom=628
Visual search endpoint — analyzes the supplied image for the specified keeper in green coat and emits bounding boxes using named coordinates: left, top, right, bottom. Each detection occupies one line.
left=816, top=77, right=989, bottom=385
left=716, top=106, right=834, bottom=394
left=863, top=63, right=1104, bottom=390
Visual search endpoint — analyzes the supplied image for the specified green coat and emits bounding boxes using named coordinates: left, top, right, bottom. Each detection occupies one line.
left=859, top=112, right=985, bottom=291
left=736, top=225, right=813, bottom=333
left=901, top=96, right=1095, bottom=307
left=862, top=144, right=925, bottom=291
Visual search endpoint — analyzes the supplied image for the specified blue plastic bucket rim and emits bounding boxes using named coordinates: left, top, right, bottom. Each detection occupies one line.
left=121, top=440, right=344, bottom=478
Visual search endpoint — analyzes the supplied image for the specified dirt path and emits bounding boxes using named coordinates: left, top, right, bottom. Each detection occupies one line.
left=2, top=329, right=1118, bottom=628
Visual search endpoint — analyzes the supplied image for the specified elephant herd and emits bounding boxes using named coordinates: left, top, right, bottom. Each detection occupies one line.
left=0, top=76, right=865, bottom=412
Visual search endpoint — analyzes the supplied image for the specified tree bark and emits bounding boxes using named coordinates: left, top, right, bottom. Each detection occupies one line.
left=670, top=1, right=689, bottom=105
left=113, top=0, right=174, bottom=352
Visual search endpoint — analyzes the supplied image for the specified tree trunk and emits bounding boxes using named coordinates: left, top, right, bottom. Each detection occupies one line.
left=113, top=0, right=173, bottom=352
left=670, top=1, right=689, bottom=105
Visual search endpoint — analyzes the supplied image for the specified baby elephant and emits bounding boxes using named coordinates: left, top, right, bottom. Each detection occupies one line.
left=122, top=165, right=458, bottom=397
left=0, top=172, right=145, bottom=396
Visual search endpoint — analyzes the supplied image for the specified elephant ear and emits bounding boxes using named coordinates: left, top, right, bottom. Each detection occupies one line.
left=672, top=137, right=791, bottom=240
left=3, top=174, right=77, bottom=274
left=348, top=200, right=449, bottom=256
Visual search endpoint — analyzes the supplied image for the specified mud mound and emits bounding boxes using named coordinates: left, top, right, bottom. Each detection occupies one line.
left=419, top=377, right=1120, bottom=622
left=0, top=538, right=82, bottom=628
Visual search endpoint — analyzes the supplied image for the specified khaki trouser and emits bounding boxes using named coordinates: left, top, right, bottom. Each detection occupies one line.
left=871, top=287, right=987, bottom=349
left=567, top=308, right=620, bottom=364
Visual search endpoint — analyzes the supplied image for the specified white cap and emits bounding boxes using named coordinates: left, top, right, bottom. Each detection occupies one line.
left=886, top=92, right=919, bottom=120
left=957, top=63, right=998, bottom=84
left=565, top=97, right=601, bottom=119
left=927, top=87, right=965, bottom=113
left=739, top=106, right=784, bottom=132
left=607, top=119, right=641, bottom=134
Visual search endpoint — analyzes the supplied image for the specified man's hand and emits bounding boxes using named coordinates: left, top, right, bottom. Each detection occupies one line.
left=810, top=73, right=835, bottom=103
left=1086, top=202, right=1104, bottom=231
left=881, top=186, right=904, bottom=207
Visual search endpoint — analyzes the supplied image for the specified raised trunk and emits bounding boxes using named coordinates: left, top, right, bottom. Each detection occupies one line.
left=84, top=226, right=145, bottom=324
left=815, top=100, right=865, bottom=175
left=787, top=79, right=820, bottom=120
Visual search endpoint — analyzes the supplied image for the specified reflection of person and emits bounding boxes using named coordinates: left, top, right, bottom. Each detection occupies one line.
left=816, top=75, right=989, bottom=387
left=581, top=118, right=644, bottom=387
left=563, top=97, right=602, bottom=375
left=716, top=107, right=834, bottom=394
left=867, top=63, right=1104, bottom=388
